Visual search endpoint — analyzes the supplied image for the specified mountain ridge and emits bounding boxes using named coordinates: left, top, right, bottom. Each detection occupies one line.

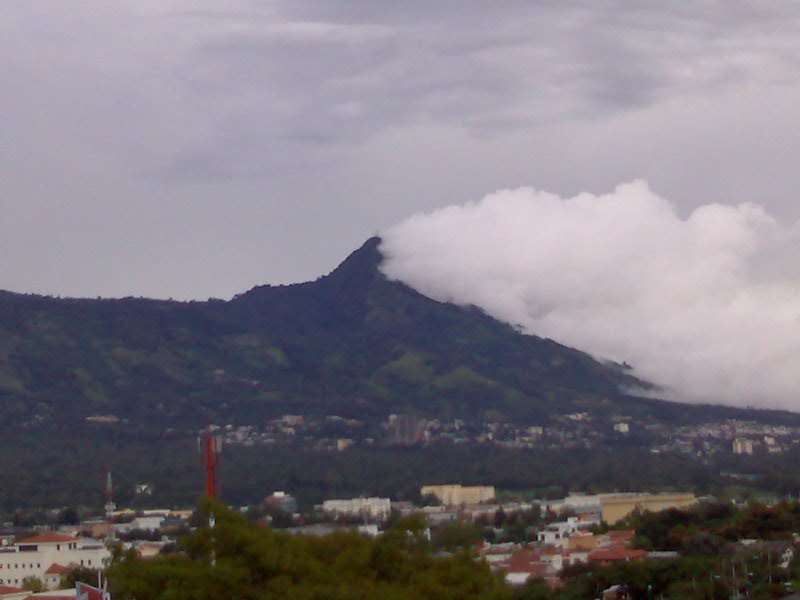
left=0, top=236, right=798, bottom=433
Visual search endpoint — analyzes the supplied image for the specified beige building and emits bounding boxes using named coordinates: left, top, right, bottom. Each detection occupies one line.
left=732, top=438, right=754, bottom=455
left=599, top=493, right=697, bottom=524
left=421, top=484, right=495, bottom=506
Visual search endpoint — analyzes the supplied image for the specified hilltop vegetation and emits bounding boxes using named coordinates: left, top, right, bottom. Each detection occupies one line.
left=4, top=237, right=798, bottom=432
left=0, top=237, right=650, bottom=431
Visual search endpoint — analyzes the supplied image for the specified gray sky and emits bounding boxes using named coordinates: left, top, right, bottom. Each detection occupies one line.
left=3, top=1, right=800, bottom=300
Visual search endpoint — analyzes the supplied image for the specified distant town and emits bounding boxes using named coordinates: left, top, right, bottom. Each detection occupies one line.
left=133, top=413, right=800, bottom=457
left=0, top=480, right=701, bottom=596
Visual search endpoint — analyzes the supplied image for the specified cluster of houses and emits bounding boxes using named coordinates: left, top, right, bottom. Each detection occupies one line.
left=0, top=508, right=193, bottom=599
left=309, top=484, right=698, bottom=588
left=212, top=411, right=800, bottom=460
left=0, top=484, right=702, bottom=597
left=481, top=528, right=660, bottom=587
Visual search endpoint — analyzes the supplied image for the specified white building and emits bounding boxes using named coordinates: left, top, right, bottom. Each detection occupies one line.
left=732, top=438, right=754, bottom=455
left=0, top=534, right=111, bottom=590
left=114, top=515, right=164, bottom=534
left=537, top=518, right=580, bottom=548
left=321, top=497, right=391, bottom=521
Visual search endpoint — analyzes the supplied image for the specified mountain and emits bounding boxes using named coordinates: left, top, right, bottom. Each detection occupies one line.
left=0, top=237, right=659, bottom=430
left=4, top=237, right=800, bottom=509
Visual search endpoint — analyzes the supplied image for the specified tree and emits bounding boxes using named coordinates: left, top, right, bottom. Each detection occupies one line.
left=58, top=507, right=79, bottom=525
left=21, top=576, right=44, bottom=593
left=109, top=499, right=513, bottom=600
left=61, top=567, right=100, bottom=590
left=431, top=520, right=483, bottom=551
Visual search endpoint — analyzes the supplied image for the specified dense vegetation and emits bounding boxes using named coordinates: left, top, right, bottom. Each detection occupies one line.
left=0, top=237, right=649, bottom=430
left=109, top=500, right=512, bottom=600
left=106, top=500, right=800, bottom=600
left=627, top=500, right=800, bottom=554
left=8, top=425, right=800, bottom=512
left=513, top=501, right=800, bottom=599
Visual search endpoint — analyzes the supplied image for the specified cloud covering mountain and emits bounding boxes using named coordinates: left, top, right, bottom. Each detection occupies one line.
left=380, top=181, right=800, bottom=409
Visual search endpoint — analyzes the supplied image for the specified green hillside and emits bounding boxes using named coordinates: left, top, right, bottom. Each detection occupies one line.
left=4, top=237, right=800, bottom=508
left=0, top=237, right=652, bottom=430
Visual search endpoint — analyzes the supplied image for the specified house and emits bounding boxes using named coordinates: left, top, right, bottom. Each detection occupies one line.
left=537, top=518, right=579, bottom=547
left=478, top=543, right=519, bottom=564
left=114, top=516, right=163, bottom=534
left=588, top=547, right=648, bottom=565
left=501, top=550, right=550, bottom=586
left=42, top=564, right=70, bottom=591
left=568, top=531, right=598, bottom=551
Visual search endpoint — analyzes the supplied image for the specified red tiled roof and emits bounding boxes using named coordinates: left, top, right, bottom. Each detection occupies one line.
left=45, top=563, right=70, bottom=575
left=0, top=586, right=26, bottom=595
left=16, top=533, right=78, bottom=544
left=508, top=562, right=549, bottom=576
left=506, top=551, right=544, bottom=572
left=589, top=547, right=648, bottom=562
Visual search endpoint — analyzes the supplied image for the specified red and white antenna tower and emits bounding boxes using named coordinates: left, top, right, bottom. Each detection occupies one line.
left=199, top=426, right=223, bottom=499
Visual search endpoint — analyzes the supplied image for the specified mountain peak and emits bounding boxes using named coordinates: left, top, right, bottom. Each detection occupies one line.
left=320, top=236, right=384, bottom=289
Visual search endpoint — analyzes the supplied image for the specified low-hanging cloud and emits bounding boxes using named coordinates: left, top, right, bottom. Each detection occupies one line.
left=380, top=181, right=800, bottom=410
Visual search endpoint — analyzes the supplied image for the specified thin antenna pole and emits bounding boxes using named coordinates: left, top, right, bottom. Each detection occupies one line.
left=105, top=471, right=116, bottom=540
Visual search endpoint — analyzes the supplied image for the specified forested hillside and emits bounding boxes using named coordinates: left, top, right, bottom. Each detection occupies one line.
left=0, top=237, right=653, bottom=430
left=4, top=238, right=800, bottom=509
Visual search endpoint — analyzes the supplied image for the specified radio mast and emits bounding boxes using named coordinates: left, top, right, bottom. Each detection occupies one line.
left=105, top=471, right=116, bottom=539
left=199, top=427, right=223, bottom=498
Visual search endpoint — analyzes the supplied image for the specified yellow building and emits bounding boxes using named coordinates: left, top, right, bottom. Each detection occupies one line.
left=421, top=484, right=495, bottom=505
left=599, top=493, right=697, bottom=524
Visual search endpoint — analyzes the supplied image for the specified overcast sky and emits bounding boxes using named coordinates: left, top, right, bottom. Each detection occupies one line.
left=3, top=1, right=800, bottom=301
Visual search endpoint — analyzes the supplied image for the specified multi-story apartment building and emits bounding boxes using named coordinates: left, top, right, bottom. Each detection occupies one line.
left=321, top=497, right=391, bottom=521
left=0, top=533, right=110, bottom=590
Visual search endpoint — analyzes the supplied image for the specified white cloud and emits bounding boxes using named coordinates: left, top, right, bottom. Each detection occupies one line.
left=380, top=181, right=800, bottom=409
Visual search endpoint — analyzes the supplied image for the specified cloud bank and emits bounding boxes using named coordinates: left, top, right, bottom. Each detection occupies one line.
left=380, top=181, right=800, bottom=410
